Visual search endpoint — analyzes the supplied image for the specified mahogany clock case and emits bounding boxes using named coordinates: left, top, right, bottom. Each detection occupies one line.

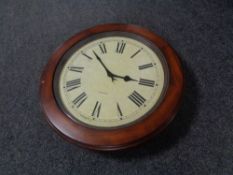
left=40, top=24, right=184, bottom=151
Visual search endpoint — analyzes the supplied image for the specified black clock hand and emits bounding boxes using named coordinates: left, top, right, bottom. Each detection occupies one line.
left=92, top=50, right=116, bottom=81
left=112, top=74, right=138, bottom=82
left=124, top=75, right=138, bottom=82
left=92, top=50, right=138, bottom=82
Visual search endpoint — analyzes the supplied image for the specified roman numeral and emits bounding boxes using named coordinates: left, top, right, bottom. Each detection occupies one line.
left=99, top=42, right=107, bottom=54
left=68, top=66, right=84, bottom=73
left=116, top=41, right=126, bottom=54
left=130, top=48, right=142, bottom=58
left=72, top=92, right=87, bottom=108
left=128, top=91, right=146, bottom=107
left=92, top=101, right=101, bottom=118
left=66, top=79, right=81, bottom=91
left=139, top=78, right=155, bottom=87
left=138, top=63, right=153, bottom=70
left=81, top=51, right=93, bottom=60
left=117, top=103, right=123, bottom=118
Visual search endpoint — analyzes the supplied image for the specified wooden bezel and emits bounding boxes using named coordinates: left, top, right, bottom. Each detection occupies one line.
left=40, top=24, right=184, bottom=151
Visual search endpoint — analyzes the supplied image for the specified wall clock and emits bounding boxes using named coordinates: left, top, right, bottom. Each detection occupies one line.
left=40, top=24, right=184, bottom=151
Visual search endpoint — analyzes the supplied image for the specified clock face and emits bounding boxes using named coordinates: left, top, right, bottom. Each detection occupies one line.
left=54, top=32, right=169, bottom=128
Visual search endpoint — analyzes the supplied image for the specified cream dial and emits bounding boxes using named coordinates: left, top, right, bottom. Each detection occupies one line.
left=55, top=35, right=167, bottom=128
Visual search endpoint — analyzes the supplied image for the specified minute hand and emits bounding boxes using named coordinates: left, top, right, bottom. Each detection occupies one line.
left=112, top=74, right=138, bottom=82
left=93, top=50, right=116, bottom=81
left=92, top=50, right=137, bottom=82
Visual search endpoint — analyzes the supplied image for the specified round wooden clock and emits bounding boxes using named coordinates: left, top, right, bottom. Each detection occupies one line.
left=40, top=24, right=184, bottom=151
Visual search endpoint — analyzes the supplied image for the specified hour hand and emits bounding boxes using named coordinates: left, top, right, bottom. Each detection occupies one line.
left=114, top=75, right=138, bottom=82
left=110, top=73, right=138, bottom=82
left=123, top=76, right=138, bottom=82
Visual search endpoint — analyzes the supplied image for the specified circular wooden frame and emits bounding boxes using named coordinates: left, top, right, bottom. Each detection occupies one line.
left=40, top=24, right=184, bottom=151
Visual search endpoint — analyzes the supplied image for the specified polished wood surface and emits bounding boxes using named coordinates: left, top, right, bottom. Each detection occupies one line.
left=40, top=24, right=184, bottom=151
